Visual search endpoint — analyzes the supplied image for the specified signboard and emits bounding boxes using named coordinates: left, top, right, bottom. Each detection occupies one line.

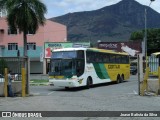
left=44, top=42, right=90, bottom=58
left=98, top=41, right=142, bottom=53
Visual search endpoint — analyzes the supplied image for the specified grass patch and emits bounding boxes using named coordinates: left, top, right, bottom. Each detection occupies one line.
left=30, top=79, right=49, bottom=83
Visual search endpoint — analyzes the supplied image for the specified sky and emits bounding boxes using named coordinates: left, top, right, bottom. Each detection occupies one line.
left=41, top=0, right=160, bottom=18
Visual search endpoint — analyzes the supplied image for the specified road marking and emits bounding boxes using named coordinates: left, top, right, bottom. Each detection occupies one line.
left=127, top=90, right=138, bottom=95
left=47, top=91, right=55, bottom=95
left=133, top=90, right=137, bottom=94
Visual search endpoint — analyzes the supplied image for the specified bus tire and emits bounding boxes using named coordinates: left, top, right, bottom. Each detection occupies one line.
left=86, top=77, right=92, bottom=89
left=116, top=75, right=120, bottom=84
left=65, top=87, right=70, bottom=90
left=120, top=75, right=124, bottom=83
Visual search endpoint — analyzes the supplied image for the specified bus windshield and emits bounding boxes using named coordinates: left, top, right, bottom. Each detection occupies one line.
left=49, top=50, right=85, bottom=78
left=50, top=59, right=76, bottom=77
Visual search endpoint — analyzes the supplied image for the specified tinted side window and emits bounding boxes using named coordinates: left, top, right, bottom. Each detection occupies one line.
left=77, top=50, right=84, bottom=59
left=121, top=56, right=129, bottom=64
left=86, top=51, right=129, bottom=64
left=115, top=55, right=121, bottom=63
left=86, top=51, right=94, bottom=63
left=76, top=60, right=85, bottom=77
left=110, top=55, right=116, bottom=63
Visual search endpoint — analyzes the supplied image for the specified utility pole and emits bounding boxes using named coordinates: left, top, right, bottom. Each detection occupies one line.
left=141, top=0, right=155, bottom=95
left=144, top=0, right=155, bottom=68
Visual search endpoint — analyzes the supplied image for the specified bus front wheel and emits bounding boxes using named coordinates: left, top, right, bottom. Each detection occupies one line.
left=86, top=77, right=92, bottom=89
left=65, top=87, right=70, bottom=90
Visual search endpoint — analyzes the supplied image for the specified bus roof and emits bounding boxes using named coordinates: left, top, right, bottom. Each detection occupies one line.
left=53, top=47, right=129, bottom=55
left=52, top=47, right=87, bottom=52
left=87, top=48, right=129, bottom=55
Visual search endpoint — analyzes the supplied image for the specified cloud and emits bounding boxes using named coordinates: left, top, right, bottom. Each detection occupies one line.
left=54, top=0, right=121, bottom=12
left=135, top=0, right=160, bottom=13
left=42, top=0, right=121, bottom=18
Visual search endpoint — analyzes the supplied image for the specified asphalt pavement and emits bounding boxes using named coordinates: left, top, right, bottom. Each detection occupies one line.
left=0, top=75, right=160, bottom=120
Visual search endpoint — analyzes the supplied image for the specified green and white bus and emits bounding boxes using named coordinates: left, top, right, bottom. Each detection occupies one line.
left=49, top=48, right=130, bottom=88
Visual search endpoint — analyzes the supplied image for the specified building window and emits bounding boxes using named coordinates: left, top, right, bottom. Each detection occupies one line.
left=8, top=27, right=18, bottom=35
left=8, top=43, right=18, bottom=50
left=27, top=29, right=35, bottom=35
left=27, top=42, right=36, bottom=50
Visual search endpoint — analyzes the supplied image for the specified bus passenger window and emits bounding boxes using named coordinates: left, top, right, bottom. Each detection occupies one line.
left=110, top=55, right=115, bottom=63
left=77, top=50, right=84, bottom=59
left=116, top=55, right=121, bottom=63
left=121, top=56, right=129, bottom=64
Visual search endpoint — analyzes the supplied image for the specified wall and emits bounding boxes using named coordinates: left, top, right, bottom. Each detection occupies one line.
left=0, top=17, right=67, bottom=74
left=0, top=82, right=22, bottom=96
left=30, top=61, right=43, bottom=74
left=0, top=18, right=67, bottom=47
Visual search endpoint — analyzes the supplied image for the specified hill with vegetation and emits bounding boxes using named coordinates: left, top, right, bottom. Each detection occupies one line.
left=50, top=0, right=160, bottom=45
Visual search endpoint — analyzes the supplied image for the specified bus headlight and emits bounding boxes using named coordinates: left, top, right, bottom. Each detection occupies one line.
left=71, top=76, right=77, bottom=80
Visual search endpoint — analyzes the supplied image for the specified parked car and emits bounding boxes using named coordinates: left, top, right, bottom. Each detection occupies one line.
left=130, top=66, right=137, bottom=75
left=14, top=74, right=22, bottom=81
left=0, top=74, right=4, bottom=82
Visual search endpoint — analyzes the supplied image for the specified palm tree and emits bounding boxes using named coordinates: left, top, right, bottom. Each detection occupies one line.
left=0, top=0, right=47, bottom=57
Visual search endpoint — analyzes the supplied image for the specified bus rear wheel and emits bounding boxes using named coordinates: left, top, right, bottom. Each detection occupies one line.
left=120, top=75, right=124, bottom=83
left=116, top=75, right=120, bottom=84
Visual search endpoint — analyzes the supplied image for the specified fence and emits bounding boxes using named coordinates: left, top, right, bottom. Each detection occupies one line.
left=139, top=55, right=160, bottom=96
left=0, top=57, right=29, bottom=96
left=148, top=56, right=159, bottom=76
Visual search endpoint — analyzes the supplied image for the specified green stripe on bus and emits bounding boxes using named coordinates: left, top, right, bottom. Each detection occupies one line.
left=93, top=63, right=109, bottom=79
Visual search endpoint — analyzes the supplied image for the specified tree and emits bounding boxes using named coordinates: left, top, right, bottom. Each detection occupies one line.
left=130, top=31, right=143, bottom=41
left=0, top=0, right=47, bottom=57
left=130, top=28, right=160, bottom=49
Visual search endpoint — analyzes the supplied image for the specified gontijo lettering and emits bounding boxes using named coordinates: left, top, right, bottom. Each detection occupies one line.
left=108, top=65, right=120, bottom=69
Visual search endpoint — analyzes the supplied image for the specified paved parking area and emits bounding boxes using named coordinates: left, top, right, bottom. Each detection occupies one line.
left=0, top=75, right=160, bottom=120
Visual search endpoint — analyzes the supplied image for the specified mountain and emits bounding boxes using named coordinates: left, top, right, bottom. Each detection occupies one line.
left=50, top=0, right=160, bottom=44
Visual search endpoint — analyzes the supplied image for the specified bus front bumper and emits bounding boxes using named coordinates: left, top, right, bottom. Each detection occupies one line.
left=49, top=79, right=79, bottom=87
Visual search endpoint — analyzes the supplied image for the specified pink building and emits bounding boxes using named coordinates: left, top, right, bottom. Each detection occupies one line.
left=0, top=17, right=67, bottom=74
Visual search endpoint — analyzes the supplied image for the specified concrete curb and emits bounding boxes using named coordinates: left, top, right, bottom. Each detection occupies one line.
left=29, top=82, right=49, bottom=86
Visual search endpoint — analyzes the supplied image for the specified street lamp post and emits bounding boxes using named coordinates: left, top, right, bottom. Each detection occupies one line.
left=140, top=0, right=155, bottom=96
left=144, top=0, right=155, bottom=68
